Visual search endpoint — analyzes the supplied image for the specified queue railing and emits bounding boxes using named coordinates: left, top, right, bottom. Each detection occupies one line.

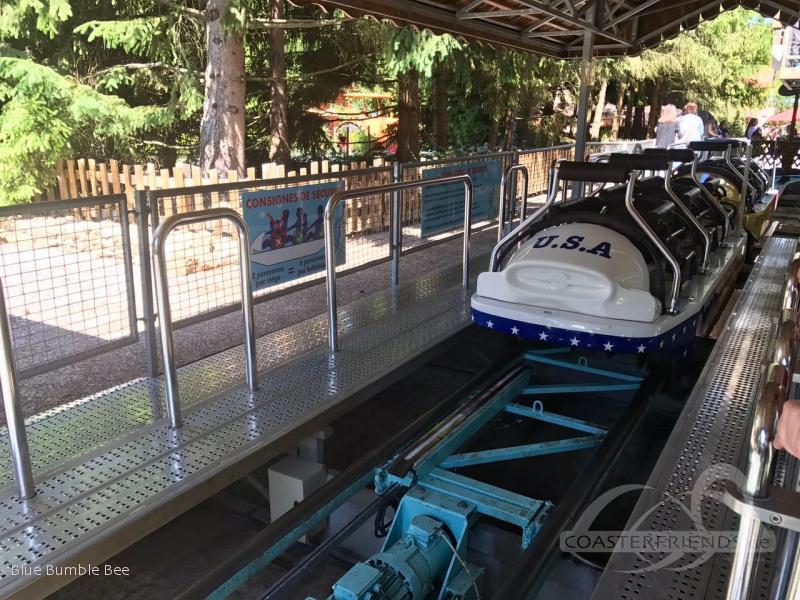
left=152, top=208, right=258, bottom=428
left=498, top=164, right=530, bottom=241
left=324, top=174, right=474, bottom=353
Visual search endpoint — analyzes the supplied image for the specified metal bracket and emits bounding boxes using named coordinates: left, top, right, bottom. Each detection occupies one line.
left=724, top=482, right=800, bottom=532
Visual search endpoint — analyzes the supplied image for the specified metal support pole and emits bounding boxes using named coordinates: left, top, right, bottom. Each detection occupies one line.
left=572, top=30, right=594, bottom=198
left=739, top=144, right=753, bottom=233
left=772, top=141, right=779, bottom=190
left=390, top=161, right=402, bottom=291
left=0, top=279, right=35, bottom=499
left=510, top=149, right=520, bottom=218
left=152, top=208, right=257, bottom=428
left=574, top=29, right=594, bottom=165
left=325, top=175, right=473, bottom=353
left=136, top=191, right=159, bottom=379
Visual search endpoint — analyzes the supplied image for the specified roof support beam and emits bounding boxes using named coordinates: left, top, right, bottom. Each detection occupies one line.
left=637, top=0, right=723, bottom=45
left=459, top=8, right=544, bottom=19
left=758, top=0, right=800, bottom=22
left=307, top=0, right=566, bottom=56
left=501, top=0, right=632, bottom=46
left=527, top=29, right=584, bottom=37
left=604, top=0, right=662, bottom=29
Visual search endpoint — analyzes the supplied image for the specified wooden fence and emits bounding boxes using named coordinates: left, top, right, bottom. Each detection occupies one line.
left=41, top=146, right=596, bottom=233
left=44, top=157, right=394, bottom=234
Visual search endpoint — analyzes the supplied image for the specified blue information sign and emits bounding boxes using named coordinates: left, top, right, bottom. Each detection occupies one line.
left=420, top=159, right=502, bottom=236
left=242, top=182, right=345, bottom=291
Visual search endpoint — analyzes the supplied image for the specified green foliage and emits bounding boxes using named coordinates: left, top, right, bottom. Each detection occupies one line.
left=0, top=56, right=168, bottom=204
left=620, top=8, right=772, bottom=129
left=0, top=1, right=778, bottom=203
left=384, top=27, right=462, bottom=78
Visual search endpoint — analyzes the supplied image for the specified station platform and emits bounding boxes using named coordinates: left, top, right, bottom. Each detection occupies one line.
left=594, top=234, right=798, bottom=599
left=0, top=261, right=478, bottom=599
left=2, top=233, right=796, bottom=600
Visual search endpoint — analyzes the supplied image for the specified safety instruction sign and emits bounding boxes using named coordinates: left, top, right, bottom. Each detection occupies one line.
left=242, top=181, right=345, bottom=291
left=420, top=159, right=501, bottom=236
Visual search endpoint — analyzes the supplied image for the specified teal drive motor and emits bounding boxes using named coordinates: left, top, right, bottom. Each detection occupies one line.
left=312, top=487, right=483, bottom=600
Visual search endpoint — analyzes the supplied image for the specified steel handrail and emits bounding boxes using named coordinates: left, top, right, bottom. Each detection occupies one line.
left=489, top=160, right=563, bottom=272
left=498, top=164, right=530, bottom=241
left=0, top=278, right=35, bottom=499
left=664, top=163, right=711, bottom=273
left=726, top=249, right=800, bottom=600
left=690, top=156, right=731, bottom=243
left=152, top=208, right=258, bottom=429
left=723, top=146, right=758, bottom=204
left=625, top=170, right=682, bottom=314
left=324, top=175, right=474, bottom=353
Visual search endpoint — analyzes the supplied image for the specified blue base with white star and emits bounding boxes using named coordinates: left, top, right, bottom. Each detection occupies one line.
left=471, top=308, right=698, bottom=354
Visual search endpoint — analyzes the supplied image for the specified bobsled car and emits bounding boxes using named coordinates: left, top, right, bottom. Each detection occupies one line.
left=674, top=140, right=776, bottom=241
left=470, top=142, right=768, bottom=353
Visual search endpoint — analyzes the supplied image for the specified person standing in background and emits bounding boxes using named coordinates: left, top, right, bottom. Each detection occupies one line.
left=655, top=104, right=679, bottom=148
left=745, top=118, right=762, bottom=140
left=676, top=102, right=705, bottom=143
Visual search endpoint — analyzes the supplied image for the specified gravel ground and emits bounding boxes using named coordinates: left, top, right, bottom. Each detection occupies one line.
left=15, top=228, right=498, bottom=419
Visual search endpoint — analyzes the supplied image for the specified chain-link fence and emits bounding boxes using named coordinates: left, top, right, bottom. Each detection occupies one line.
left=0, top=195, right=137, bottom=377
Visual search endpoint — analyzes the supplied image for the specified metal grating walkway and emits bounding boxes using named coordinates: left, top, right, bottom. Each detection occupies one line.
left=0, top=262, right=478, bottom=599
left=593, top=235, right=797, bottom=600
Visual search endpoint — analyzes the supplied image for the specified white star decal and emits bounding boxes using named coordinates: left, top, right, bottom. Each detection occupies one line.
left=511, top=326, right=519, bottom=335
left=603, top=341, right=614, bottom=351
left=539, top=331, right=549, bottom=341
left=570, top=337, right=580, bottom=346
left=671, top=333, right=676, bottom=341
left=681, top=326, right=686, bottom=334
left=637, top=344, right=646, bottom=353
left=486, top=320, right=494, bottom=329
left=471, top=314, right=475, bottom=322
left=659, top=340, right=664, bottom=348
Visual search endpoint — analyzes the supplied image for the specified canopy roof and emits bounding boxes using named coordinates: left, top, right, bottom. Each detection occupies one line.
left=306, top=0, right=800, bottom=58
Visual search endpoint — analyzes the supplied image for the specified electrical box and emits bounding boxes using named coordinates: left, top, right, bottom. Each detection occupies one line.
left=268, top=456, right=327, bottom=529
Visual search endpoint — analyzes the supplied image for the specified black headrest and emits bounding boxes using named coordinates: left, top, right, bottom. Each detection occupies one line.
left=689, top=139, right=743, bottom=151
left=608, top=153, right=669, bottom=171
left=643, top=148, right=695, bottom=163
left=557, top=161, right=631, bottom=183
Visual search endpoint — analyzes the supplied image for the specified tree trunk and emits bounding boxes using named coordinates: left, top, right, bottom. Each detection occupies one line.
left=503, top=106, right=514, bottom=150
left=433, top=62, right=448, bottom=152
left=397, top=69, right=420, bottom=162
left=611, top=81, right=627, bottom=140
left=488, top=118, right=499, bottom=151
left=200, top=0, right=245, bottom=175
left=647, top=81, right=663, bottom=138
left=589, top=78, right=608, bottom=141
left=268, top=0, right=291, bottom=164
left=632, top=103, right=646, bottom=139
left=622, top=84, right=638, bottom=139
